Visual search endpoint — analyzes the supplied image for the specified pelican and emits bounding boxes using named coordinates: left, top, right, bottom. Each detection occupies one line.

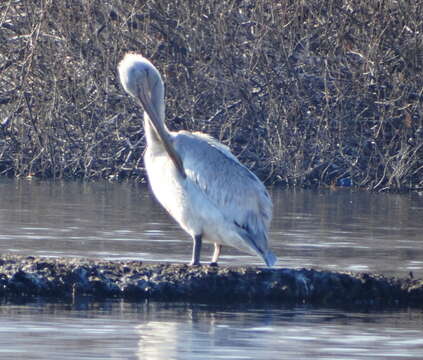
left=118, top=53, right=277, bottom=267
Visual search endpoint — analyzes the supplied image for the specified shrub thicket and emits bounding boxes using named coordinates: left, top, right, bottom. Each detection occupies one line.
left=0, top=0, right=422, bottom=190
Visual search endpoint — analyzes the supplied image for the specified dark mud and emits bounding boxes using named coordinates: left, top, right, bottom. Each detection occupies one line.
left=0, top=256, right=422, bottom=307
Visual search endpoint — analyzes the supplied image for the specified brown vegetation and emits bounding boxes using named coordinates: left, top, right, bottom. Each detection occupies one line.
left=0, top=0, right=422, bottom=190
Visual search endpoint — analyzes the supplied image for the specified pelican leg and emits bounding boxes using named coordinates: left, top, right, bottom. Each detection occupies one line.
left=210, top=244, right=222, bottom=267
left=190, top=234, right=202, bottom=266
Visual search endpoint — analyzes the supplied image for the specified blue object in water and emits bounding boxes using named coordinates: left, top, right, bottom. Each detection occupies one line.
left=337, top=178, right=353, bottom=187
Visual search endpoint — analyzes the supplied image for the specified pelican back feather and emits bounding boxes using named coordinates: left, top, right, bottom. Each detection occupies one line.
left=173, top=131, right=274, bottom=263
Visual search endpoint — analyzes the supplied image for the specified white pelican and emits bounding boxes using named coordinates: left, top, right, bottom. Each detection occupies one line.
left=118, top=53, right=277, bottom=267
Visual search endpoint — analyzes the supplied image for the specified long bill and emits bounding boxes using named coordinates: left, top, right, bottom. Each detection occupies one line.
left=136, top=81, right=186, bottom=179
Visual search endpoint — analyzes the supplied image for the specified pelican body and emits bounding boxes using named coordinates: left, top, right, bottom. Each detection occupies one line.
left=118, top=53, right=277, bottom=267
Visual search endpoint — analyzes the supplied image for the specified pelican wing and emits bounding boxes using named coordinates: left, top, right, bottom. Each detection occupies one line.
left=173, top=131, right=272, bottom=244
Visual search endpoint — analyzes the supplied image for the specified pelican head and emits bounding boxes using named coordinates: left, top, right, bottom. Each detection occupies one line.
left=118, top=53, right=186, bottom=178
left=118, top=54, right=163, bottom=101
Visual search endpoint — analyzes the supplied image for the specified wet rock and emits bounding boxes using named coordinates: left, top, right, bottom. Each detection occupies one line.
left=0, top=255, right=422, bottom=307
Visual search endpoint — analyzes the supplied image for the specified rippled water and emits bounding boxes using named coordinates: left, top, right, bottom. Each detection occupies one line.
left=0, top=300, right=422, bottom=360
left=0, top=178, right=423, bottom=359
left=0, top=178, right=422, bottom=276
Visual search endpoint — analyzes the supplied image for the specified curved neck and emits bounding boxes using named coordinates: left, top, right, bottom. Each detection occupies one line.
left=140, top=65, right=186, bottom=178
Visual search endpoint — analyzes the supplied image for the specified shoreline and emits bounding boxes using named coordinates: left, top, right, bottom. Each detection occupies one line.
left=1, top=255, right=422, bottom=307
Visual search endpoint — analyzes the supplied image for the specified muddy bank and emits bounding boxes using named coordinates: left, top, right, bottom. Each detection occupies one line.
left=1, top=256, right=422, bottom=307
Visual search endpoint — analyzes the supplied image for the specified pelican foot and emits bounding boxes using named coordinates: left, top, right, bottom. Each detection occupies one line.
left=189, top=261, right=201, bottom=266
left=209, top=262, right=219, bottom=267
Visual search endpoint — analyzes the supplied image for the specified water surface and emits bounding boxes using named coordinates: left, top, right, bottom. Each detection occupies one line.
left=0, top=178, right=422, bottom=277
left=0, top=300, right=422, bottom=360
left=1, top=179, right=423, bottom=359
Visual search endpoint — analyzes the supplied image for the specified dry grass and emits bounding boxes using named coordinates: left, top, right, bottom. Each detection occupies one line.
left=0, top=0, right=422, bottom=190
